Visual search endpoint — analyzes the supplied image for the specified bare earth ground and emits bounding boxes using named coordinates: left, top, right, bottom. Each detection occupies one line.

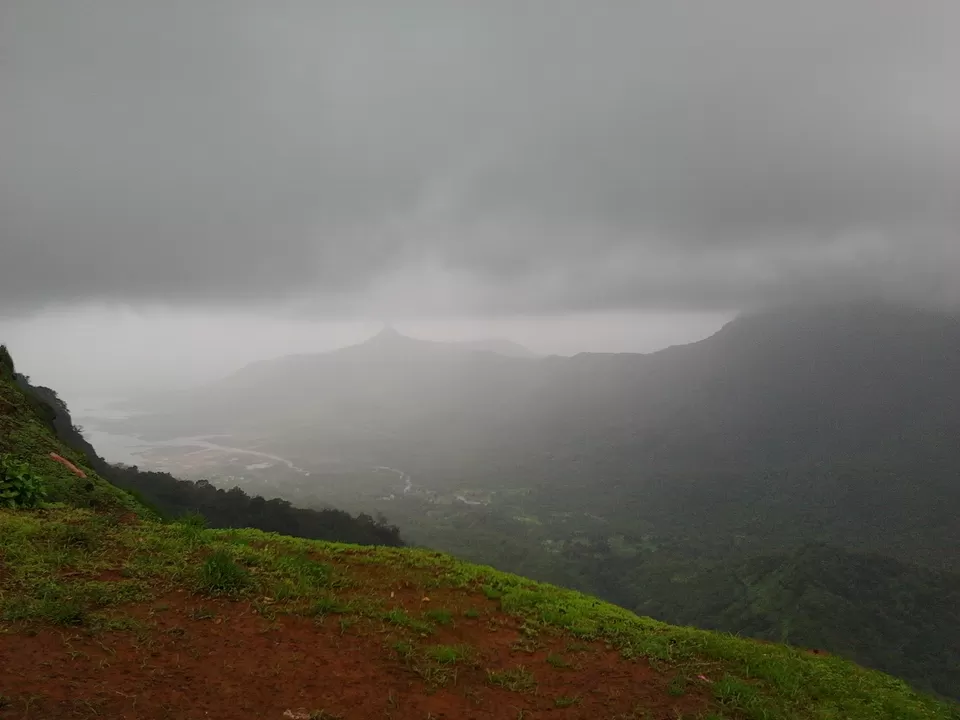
left=0, top=589, right=708, bottom=720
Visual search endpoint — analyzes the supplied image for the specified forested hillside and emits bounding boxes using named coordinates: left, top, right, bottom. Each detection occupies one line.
left=631, top=544, right=960, bottom=700
left=4, top=356, right=402, bottom=547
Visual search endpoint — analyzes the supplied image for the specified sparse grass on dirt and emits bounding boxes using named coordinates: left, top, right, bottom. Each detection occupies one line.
left=423, top=607, right=453, bottom=625
left=382, top=607, right=434, bottom=635
left=2, top=502, right=960, bottom=719
left=487, top=665, right=538, bottom=693
left=424, top=643, right=474, bottom=664
left=307, top=711, right=344, bottom=720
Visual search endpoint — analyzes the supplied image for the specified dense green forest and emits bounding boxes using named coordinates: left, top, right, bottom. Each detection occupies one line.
left=631, top=544, right=960, bottom=700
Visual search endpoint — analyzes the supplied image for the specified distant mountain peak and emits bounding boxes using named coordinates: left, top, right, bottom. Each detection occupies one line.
left=352, top=327, right=538, bottom=359
left=349, top=325, right=427, bottom=355
left=372, top=324, right=404, bottom=340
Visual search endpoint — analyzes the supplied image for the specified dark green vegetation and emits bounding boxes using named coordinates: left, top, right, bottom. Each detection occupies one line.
left=633, top=544, right=960, bottom=701
left=99, top=305, right=960, bottom=700
left=0, top=453, right=47, bottom=508
left=0, top=344, right=14, bottom=375
left=0, top=346, right=148, bottom=516
left=6, top=368, right=402, bottom=547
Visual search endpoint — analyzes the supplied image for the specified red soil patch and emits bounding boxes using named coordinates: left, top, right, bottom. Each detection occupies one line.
left=49, top=452, right=86, bottom=478
left=0, top=594, right=711, bottom=720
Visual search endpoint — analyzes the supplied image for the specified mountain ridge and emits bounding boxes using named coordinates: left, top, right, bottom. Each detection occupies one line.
left=103, top=304, right=960, bottom=573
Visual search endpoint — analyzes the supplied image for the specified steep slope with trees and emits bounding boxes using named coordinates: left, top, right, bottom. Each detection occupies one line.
left=629, top=544, right=960, bottom=700
left=3, top=349, right=403, bottom=547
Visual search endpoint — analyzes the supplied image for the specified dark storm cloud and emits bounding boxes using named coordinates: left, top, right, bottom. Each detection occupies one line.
left=2, top=1, right=958, bottom=315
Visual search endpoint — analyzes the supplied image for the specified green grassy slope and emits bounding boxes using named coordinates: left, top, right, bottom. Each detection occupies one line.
left=0, top=357, right=150, bottom=517
left=1, top=351, right=958, bottom=720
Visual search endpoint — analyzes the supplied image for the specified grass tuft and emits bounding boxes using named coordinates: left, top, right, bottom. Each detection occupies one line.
left=177, top=511, right=207, bottom=529
left=195, top=550, right=253, bottom=597
left=668, top=673, right=688, bottom=696
left=486, top=665, right=537, bottom=693
left=481, top=584, right=503, bottom=600
left=382, top=608, right=434, bottom=635
left=392, top=640, right=415, bottom=660
left=309, top=595, right=350, bottom=617
left=424, top=644, right=473, bottom=664
left=424, top=607, right=453, bottom=625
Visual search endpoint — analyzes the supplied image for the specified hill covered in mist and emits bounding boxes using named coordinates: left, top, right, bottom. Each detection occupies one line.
left=114, top=303, right=960, bottom=569
left=4, top=356, right=403, bottom=548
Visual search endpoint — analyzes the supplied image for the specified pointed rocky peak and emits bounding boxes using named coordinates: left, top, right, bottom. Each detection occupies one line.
left=362, top=324, right=416, bottom=348
left=343, top=324, right=436, bottom=358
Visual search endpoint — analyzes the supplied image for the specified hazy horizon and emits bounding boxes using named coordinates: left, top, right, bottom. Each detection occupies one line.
left=0, top=307, right=734, bottom=399
left=2, top=1, right=958, bottom=400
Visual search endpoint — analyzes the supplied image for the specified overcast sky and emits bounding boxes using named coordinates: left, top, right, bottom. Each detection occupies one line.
left=1, top=1, right=958, bottom=395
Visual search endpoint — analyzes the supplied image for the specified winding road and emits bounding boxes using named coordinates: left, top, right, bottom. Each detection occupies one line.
left=374, top=466, right=413, bottom=493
